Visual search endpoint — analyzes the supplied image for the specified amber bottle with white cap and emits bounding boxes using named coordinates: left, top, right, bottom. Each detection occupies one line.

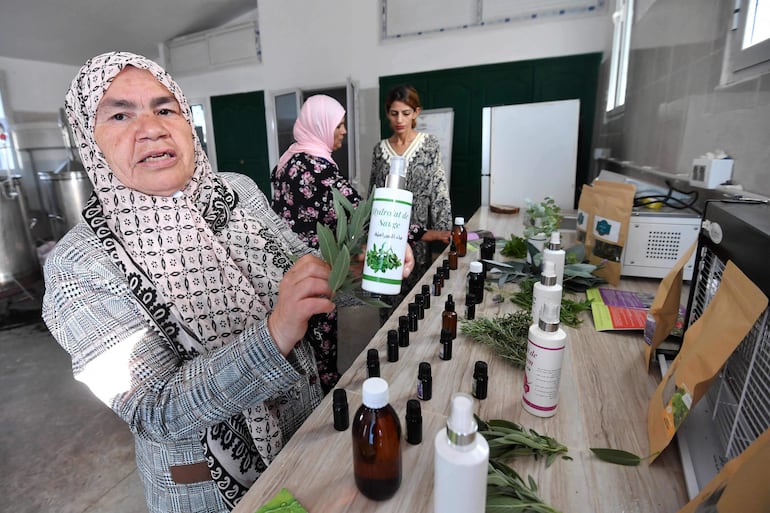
left=352, top=377, right=402, bottom=500
left=433, top=393, right=489, bottom=513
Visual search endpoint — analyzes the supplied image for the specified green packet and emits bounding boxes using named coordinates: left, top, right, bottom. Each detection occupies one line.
left=254, top=488, right=307, bottom=513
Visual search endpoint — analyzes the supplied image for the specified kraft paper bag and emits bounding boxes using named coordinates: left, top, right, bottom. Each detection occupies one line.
left=576, top=180, right=636, bottom=285
left=676, top=427, right=770, bottom=513
left=647, top=261, right=768, bottom=463
left=643, top=241, right=697, bottom=370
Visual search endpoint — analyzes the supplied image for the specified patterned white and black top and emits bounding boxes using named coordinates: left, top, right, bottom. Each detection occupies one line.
left=42, top=51, right=323, bottom=513
left=43, top=173, right=322, bottom=513
left=370, top=132, right=452, bottom=282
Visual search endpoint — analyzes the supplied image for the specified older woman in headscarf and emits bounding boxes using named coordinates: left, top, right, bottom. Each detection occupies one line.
left=271, top=94, right=362, bottom=393
left=42, top=52, right=412, bottom=513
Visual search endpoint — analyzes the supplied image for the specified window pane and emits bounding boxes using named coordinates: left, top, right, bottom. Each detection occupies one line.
left=743, top=0, right=770, bottom=49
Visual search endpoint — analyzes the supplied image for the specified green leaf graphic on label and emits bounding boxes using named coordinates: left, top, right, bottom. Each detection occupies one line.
left=366, top=244, right=402, bottom=273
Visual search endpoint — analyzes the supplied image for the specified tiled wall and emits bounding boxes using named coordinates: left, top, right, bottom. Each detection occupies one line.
left=593, top=0, right=770, bottom=198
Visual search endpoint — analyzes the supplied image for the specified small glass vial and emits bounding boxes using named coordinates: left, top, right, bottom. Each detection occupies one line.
left=439, top=328, right=453, bottom=360
left=465, top=293, right=476, bottom=320
left=480, top=236, right=496, bottom=272
left=442, top=294, right=458, bottom=339
left=473, top=361, right=488, bottom=400
left=435, top=266, right=445, bottom=287
left=432, top=273, right=443, bottom=296
left=387, top=329, right=399, bottom=362
left=398, top=316, right=410, bottom=347
left=468, top=261, right=485, bottom=304
left=366, top=348, right=380, bottom=378
left=421, top=284, right=431, bottom=309
left=448, top=241, right=459, bottom=270
left=452, top=217, right=468, bottom=257
left=405, top=399, right=422, bottom=445
left=417, top=362, right=432, bottom=401
left=441, top=259, right=450, bottom=280
left=352, top=377, right=402, bottom=501
left=332, top=388, right=349, bottom=431
left=408, top=303, right=419, bottom=332
left=414, top=293, right=425, bottom=319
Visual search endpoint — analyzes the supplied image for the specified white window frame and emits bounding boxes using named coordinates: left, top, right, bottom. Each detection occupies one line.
left=724, top=0, right=770, bottom=84
left=606, top=0, right=634, bottom=114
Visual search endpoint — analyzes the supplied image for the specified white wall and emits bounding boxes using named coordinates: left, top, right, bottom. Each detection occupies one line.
left=1, top=1, right=610, bottom=191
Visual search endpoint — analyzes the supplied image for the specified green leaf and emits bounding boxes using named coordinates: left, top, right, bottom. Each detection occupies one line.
left=589, top=447, right=642, bottom=466
left=328, top=245, right=350, bottom=293
left=316, top=223, right=338, bottom=265
left=332, top=188, right=354, bottom=214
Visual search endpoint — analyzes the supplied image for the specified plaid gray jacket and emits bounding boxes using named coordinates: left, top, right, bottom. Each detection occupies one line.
left=42, top=173, right=323, bottom=512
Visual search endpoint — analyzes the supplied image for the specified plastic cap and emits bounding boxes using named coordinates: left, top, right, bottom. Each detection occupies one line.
left=542, top=260, right=556, bottom=277
left=454, top=217, right=465, bottom=225
left=538, top=302, right=561, bottom=332
left=387, top=329, right=398, bottom=345
left=367, top=348, right=379, bottom=362
left=333, top=388, right=347, bottom=405
left=389, top=156, right=406, bottom=177
left=362, top=377, right=389, bottom=409
left=418, top=361, right=431, bottom=379
left=469, top=261, right=483, bottom=273
left=447, top=393, right=477, bottom=445
left=473, top=361, right=488, bottom=378
left=406, top=399, right=421, bottom=419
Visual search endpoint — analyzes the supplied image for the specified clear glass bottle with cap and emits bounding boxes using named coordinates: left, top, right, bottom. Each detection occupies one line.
left=362, top=156, right=413, bottom=295
left=433, top=392, right=489, bottom=513
left=451, top=216, right=467, bottom=257
left=352, top=377, right=402, bottom=500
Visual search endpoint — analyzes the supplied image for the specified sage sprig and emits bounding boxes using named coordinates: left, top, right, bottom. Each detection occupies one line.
left=477, top=417, right=571, bottom=467
left=589, top=447, right=659, bottom=466
left=315, top=189, right=388, bottom=308
left=487, top=460, right=562, bottom=513
left=459, top=311, right=531, bottom=368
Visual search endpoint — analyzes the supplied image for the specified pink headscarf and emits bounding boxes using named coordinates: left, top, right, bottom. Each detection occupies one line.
left=276, top=94, right=345, bottom=171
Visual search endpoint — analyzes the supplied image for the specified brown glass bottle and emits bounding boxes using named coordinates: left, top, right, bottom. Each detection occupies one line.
left=352, top=377, right=402, bottom=501
left=451, top=217, right=468, bottom=257
left=442, top=294, right=458, bottom=339
left=448, top=241, right=459, bottom=270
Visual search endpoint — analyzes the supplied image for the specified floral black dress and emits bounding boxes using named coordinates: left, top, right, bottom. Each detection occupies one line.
left=370, top=133, right=452, bottom=290
left=271, top=152, right=362, bottom=393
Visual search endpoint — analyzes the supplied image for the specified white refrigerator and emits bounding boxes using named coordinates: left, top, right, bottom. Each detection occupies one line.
left=481, top=99, right=580, bottom=210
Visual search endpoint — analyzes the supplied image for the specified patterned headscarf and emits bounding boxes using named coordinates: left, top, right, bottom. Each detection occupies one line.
left=65, top=52, right=289, bottom=507
left=276, top=94, right=344, bottom=171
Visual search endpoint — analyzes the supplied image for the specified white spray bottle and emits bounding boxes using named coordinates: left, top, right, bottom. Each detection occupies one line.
left=362, top=156, right=413, bottom=295
left=433, top=393, right=489, bottom=513
left=523, top=301, right=567, bottom=418
left=531, top=260, right=562, bottom=326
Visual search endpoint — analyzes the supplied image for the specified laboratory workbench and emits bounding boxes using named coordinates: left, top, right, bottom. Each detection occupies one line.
left=232, top=207, right=687, bottom=513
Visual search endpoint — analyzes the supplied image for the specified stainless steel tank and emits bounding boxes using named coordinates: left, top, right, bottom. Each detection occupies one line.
left=0, top=175, right=40, bottom=296
left=37, top=170, right=92, bottom=240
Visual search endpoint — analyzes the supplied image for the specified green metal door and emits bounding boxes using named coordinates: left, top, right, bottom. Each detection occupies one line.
left=379, top=53, right=601, bottom=219
left=211, top=91, right=271, bottom=197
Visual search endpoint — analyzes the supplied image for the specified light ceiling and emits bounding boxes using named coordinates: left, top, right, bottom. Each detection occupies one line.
left=0, top=0, right=257, bottom=66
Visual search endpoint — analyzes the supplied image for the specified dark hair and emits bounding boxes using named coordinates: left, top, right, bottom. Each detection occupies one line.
left=385, top=85, right=421, bottom=110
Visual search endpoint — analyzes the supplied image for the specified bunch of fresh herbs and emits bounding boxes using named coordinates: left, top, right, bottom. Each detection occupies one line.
left=459, top=311, right=531, bottom=368
left=477, top=417, right=571, bottom=467
left=487, top=460, right=562, bottom=513
left=314, top=189, right=387, bottom=307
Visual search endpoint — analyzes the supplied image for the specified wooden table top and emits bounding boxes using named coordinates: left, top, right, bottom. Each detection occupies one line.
left=232, top=207, right=687, bottom=513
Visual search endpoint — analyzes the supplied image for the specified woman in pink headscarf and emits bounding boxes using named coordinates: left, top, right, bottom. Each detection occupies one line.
left=271, top=94, right=362, bottom=393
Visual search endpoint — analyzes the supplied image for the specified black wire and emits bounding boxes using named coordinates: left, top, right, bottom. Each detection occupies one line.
left=633, top=180, right=701, bottom=214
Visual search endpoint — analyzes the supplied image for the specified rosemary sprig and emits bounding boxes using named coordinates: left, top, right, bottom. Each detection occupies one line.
left=477, top=417, right=571, bottom=467
left=509, top=279, right=593, bottom=328
left=487, top=460, right=562, bottom=513
left=459, top=311, right=531, bottom=368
